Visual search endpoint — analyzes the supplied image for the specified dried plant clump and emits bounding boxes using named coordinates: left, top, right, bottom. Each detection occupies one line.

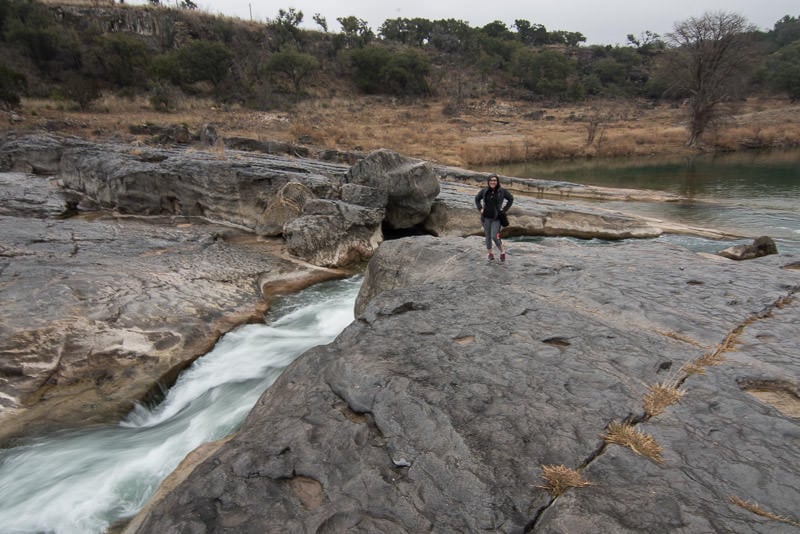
left=538, top=464, right=592, bottom=497
left=729, top=496, right=800, bottom=527
left=694, top=349, right=726, bottom=368
left=604, top=421, right=664, bottom=463
left=643, top=382, right=685, bottom=417
left=679, top=361, right=706, bottom=377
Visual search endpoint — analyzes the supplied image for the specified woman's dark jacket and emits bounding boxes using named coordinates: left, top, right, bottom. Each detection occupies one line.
left=475, top=186, right=514, bottom=220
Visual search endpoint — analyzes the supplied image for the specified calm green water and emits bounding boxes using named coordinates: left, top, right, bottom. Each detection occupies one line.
left=490, top=150, right=800, bottom=254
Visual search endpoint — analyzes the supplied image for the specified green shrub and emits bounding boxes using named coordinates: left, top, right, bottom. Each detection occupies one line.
left=92, top=33, right=152, bottom=89
left=150, top=40, right=233, bottom=89
left=763, top=41, right=800, bottom=101
left=0, top=62, right=26, bottom=107
left=511, top=48, right=574, bottom=98
left=5, top=22, right=82, bottom=72
left=349, top=45, right=430, bottom=96
left=62, top=71, right=99, bottom=110
left=264, top=48, right=319, bottom=95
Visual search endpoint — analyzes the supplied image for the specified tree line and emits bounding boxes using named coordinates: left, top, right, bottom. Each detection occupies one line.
left=0, top=0, right=798, bottom=145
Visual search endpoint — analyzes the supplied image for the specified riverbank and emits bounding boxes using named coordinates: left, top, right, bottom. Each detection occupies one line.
left=8, top=94, right=800, bottom=168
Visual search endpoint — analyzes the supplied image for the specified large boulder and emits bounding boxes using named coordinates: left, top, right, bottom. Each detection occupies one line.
left=346, top=149, right=440, bottom=229
left=127, top=236, right=800, bottom=533
left=718, top=235, right=779, bottom=260
left=283, top=199, right=384, bottom=267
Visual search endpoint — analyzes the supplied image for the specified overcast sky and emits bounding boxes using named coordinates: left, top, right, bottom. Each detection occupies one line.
left=131, top=0, right=797, bottom=45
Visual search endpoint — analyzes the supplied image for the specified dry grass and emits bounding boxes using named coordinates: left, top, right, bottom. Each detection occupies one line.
left=603, top=421, right=664, bottom=463
left=9, top=94, right=800, bottom=168
left=729, top=496, right=800, bottom=527
left=693, top=322, right=749, bottom=368
left=643, top=381, right=685, bottom=418
left=678, top=361, right=706, bottom=377
left=538, top=464, right=592, bottom=497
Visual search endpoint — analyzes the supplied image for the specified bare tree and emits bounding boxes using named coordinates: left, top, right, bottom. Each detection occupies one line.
left=666, top=11, right=755, bottom=146
left=584, top=100, right=626, bottom=146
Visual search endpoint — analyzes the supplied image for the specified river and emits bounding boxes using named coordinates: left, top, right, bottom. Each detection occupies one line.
left=0, top=276, right=362, bottom=534
left=491, top=149, right=800, bottom=254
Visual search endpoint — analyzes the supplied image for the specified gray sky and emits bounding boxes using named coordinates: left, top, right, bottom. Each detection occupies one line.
left=132, top=1, right=798, bottom=45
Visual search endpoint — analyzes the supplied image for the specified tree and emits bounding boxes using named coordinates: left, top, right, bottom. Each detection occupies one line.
left=666, top=11, right=756, bottom=146
left=626, top=30, right=666, bottom=63
left=381, top=49, right=431, bottom=95
left=763, top=41, right=800, bottom=101
left=772, top=15, right=800, bottom=46
left=428, top=19, right=476, bottom=54
left=268, top=8, right=303, bottom=50
left=546, top=30, right=586, bottom=47
left=481, top=20, right=514, bottom=40
left=336, top=16, right=374, bottom=48
left=379, top=17, right=434, bottom=47
left=92, top=33, right=152, bottom=89
left=264, top=49, right=319, bottom=96
left=312, top=13, right=328, bottom=32
left=512, top=48, right=575, bottom=97
left=513, top=19, right=547, bottom=46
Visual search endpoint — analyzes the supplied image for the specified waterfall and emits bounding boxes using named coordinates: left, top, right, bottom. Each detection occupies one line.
left=0, top=276, right=362, bottom=534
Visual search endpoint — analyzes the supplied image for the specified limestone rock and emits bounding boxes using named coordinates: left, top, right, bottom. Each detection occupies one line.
left=256, top=181, right=316, bottom=236
left=719, top=235, right=779, bottom=260
left=346, top=149, right=440, bottom=229
left=0, top=134, right=346, bottom=231
left=128, top=236, right=800, bottom=533
left=283, top=199, right=384, bottom=267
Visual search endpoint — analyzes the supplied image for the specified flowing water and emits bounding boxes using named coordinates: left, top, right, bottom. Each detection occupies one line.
left=492, top=149, right=800, bottom=254
left=0, top=276, right=362, bottom=534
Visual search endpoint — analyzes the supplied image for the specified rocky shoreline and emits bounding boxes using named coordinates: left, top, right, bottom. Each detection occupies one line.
left=1, top=134, right=798, bottom=531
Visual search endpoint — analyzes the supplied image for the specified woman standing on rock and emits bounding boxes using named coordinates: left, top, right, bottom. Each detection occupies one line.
left=475, top=173, right=514, bottom=262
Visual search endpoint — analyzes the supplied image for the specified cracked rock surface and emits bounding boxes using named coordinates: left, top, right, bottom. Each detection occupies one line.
left=128, top=236, right=800, bottom=533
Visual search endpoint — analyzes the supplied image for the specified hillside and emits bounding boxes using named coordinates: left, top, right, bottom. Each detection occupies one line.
left=3, top=2, right=800, bottom=166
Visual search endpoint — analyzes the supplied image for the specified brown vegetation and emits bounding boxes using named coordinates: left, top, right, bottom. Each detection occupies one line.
left=9, top=94, right=800, bottom=168
left=538, top=464, right=592, bottom=497
left=603, top=421, right=664, bottom=463
left=729, top=496, right=800, bottom=527
left=642, top=380, right=684, bottom=418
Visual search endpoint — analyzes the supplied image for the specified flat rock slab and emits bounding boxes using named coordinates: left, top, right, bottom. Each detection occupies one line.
left=128, top=236, right=800, bottom=533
